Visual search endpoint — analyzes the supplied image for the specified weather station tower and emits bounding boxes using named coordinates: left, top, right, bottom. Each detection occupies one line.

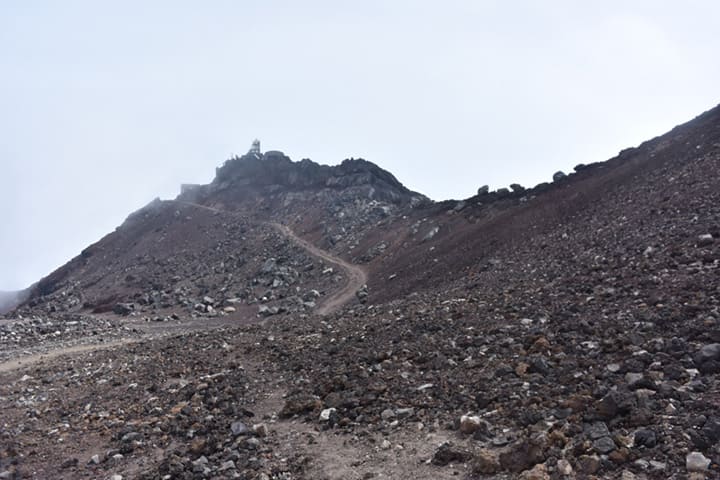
left=248, top=139, right=261, bottom=157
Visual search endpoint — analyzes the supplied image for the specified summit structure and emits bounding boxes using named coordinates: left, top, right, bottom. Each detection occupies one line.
left=248, top=139, right=261, bottom=156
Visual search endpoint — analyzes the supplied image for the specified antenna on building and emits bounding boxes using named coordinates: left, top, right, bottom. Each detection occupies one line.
left=249, top=139, right=261, bottom=155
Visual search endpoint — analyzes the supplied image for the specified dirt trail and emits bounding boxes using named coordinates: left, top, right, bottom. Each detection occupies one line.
left=177, top=200, right=367, bottom=316
left=246, top=361, right=460, bottom=480
left=0, top=316, right=245, bottom=374
left=0, top=339, right=134, bottom=373
left=270, top=223, right=367, bottom=315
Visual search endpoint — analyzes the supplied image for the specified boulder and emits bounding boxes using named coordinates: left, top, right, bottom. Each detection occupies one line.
left=686, top=452, right=711, bottom=472
left=697, top=234, right=714, bottom=246
left=431, top=443, right=471, bottom=466
left=694, top=343, right=720, bottom=365
left=499, top=440, right=546, bottom=473
left=459, top=414, right=483, bottom=434
left=472, top=449, right=500, bottom=474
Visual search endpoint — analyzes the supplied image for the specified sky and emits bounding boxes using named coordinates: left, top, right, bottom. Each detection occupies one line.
left=1, top=1, right=719, bottom=291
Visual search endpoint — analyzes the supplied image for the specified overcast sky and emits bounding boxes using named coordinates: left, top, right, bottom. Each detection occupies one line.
left=1, top=1, right=719, bottom=291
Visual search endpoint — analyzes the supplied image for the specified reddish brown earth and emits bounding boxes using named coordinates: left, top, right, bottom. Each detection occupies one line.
left=1, top=104, right=720, bottom=479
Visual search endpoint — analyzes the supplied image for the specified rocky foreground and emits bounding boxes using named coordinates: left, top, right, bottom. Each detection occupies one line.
left=2, top=283, right=720, bottom=479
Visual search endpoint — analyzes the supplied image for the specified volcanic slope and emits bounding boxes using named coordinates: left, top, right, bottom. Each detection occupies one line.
left=1, top=104, right=720, bottom=479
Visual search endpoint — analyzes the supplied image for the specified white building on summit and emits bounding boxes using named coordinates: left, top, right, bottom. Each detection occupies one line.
left=249, top=139, right=261, bottom=156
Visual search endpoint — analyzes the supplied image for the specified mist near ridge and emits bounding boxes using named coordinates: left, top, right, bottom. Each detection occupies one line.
left=0, top=289, right=29, bottom=315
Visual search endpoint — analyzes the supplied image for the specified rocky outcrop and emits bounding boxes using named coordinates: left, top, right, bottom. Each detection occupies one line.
left=196, top=152, right=427, bottom=206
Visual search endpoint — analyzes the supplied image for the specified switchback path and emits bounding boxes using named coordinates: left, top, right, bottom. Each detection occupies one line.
left=270, top=222, right=367, bottom=315
left=177, top=200, right=368, bottom=316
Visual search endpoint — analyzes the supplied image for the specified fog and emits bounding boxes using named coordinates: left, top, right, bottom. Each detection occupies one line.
left=1, top=1, right=719, bottom=291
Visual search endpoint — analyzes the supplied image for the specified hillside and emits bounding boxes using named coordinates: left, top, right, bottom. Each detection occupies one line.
left=1, top=104, right=719, bottom=479
left=13, top=152, right=424, bottom=322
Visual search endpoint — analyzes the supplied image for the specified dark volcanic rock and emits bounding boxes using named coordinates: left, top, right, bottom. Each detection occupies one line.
left=431, top=443, right=471, bottom=466
left=694, top=343, right=720, bottom=365
left=210, top=154, right=426, bottom=205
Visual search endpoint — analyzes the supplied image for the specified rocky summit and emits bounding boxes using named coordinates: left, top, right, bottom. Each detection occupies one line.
left=1, top=104, right=720, bottom=480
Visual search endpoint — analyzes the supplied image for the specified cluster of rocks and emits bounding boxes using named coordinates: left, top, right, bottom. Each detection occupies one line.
left=251, top=257, right=331, bottom=317
left=470, top=169, right=568, bottom=206
left=322, top=198, right=403, bottom=254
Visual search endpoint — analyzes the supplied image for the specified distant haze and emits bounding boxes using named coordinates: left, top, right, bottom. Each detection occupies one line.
left=1, top=1, right=719, bottom=291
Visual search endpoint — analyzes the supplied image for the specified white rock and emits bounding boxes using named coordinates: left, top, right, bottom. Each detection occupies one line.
left=620, top=470, right=637, bottom=480
left=698, top=234, right=714, bottom=246
left=556, top=459, right=573, bottom=475
left=381, top=408, right=396, bottom=421
left=606, top=363, right=621, bottom=373
left=319, top=408, right=336, bottom=422
left=686, top=451, right=711, bottom=472
left=423, top=226, right=440, bottom=241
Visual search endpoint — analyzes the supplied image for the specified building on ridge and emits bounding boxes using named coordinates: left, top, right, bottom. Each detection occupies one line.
left=249, top=139, right=261, bottom=157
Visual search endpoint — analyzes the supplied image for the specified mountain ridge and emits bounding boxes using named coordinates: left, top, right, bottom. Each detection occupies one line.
left=10, top=102, right=720, bottom=315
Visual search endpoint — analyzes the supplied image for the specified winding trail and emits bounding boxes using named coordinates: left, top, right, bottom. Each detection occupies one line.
left=0, top=201, right=367, bottom=373
left=177, top=200, right=368, bottom=315
left=270, top=223, right=367, bottom=315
